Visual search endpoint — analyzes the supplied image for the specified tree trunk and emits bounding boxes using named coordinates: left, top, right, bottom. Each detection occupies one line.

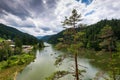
left=75, top=53, right=79, bottom=80
left=108, top=45, right=111, bottom=54
left=112, top=69, right=116, bottom=80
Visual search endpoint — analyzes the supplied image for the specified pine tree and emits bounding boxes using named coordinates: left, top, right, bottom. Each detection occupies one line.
left=62, top=9, right=82, bottom=80
left=99, top=25, right=115, bottom=52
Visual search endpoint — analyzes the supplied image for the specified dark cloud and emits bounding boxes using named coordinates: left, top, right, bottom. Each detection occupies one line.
left=28, top=0, right=45, bottom=13
left=26, top=0, right=57, bottom=18
left=41, top=27, right=51, bottom=31
left=0, top=0, right=57, bottom=19
left=46, top=0, right=57, bottom=8
left=18, top=24, right=35, bottom=28
left=0, top=0, right=30, bottom=20
left=0, top=0, right=57, bottom=29
left=8, top=21, right=35, bottom=28
left=34, top=29, right=40, bottom=33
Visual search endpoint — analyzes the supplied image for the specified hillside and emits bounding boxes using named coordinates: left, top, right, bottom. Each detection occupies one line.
left=0, top=24, right=39, bottom=45
left=47, top=19, right=120, bottom=46
left=39, top=35, right=52, bottom=42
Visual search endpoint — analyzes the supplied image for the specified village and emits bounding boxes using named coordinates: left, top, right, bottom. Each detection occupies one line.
left=0, top=39, right=33, bottom=53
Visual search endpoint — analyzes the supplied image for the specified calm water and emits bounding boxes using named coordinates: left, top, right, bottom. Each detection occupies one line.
left=16, top=43, right=105, bottom=80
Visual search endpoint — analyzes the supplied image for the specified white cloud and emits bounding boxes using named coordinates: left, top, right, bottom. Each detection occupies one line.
left=82, top=0, right=120, bottom=24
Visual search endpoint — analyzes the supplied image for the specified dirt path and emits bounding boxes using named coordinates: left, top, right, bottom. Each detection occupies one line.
left=14, top=71, right=18, bottom=80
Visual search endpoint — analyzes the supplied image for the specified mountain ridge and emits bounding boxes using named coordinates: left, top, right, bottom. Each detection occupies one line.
left=0, top=23, right=39, bottom=45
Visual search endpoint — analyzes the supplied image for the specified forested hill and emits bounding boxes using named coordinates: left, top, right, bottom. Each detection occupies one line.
left=44, top=31, right=64, bottom=44
left=86, top=19, right=120, bottom=40
left=46, top=19, right=120, bottom=45
left=0, top=23, right=39, bottom=45
left=39, top=35, right=52, bottom=42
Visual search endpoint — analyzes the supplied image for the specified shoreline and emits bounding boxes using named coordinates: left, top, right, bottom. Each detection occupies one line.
left=0, top=52, right=36, bottom=80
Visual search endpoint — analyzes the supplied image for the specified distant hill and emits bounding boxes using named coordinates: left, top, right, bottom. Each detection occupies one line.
left=0, top=23, right=39, bottom=45
left=47, top=19, right=120, bottom=45
left=36, top=36, right=43, bottom=39
left=39, top=35, right=52, bottom=42
left=47, top=31, right=64, bottom=44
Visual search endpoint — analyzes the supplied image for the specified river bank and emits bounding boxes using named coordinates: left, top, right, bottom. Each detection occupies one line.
left=0, top=52, right=36, bottom=80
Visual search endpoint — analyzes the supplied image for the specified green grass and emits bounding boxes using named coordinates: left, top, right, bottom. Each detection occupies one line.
left=0, top=38, right=5, bottom=42
left=0, top=53, right=35, bottom=70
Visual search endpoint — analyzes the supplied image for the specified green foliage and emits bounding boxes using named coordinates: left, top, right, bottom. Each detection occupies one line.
left=38, top=40, right=44, bottom=48
left=15, top=37, right=22, bottom=48
left=0, top=53, right=35, bottom=70
left=0, top=37, right=5, bottom=42
left=99, top=25, right=113, bottom=38
left=85, top=19, right=120, bottom=50
left=106, top=53, right=120, bottom=80
left=116, top=41, right=120, bottom=51
left=54, top=54, right=66, bottom=66
left=98, top=25, right=116, bottom=51
left=14, top=47, right=22, bottom=55
left=48, top=30, right=65, bottom=44
left=40, top=35, right=51, bottom=42
left=0, top=42, right=13, bottom=61
left=33, top=41, right=44, bottom=50
left=62, top=9, right=82, bottom=27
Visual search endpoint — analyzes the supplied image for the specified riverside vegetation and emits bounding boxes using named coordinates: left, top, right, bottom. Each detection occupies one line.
left=0, top=39, right=44, bottom=80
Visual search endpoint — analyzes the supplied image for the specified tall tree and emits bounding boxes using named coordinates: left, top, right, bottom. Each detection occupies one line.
left=15, top=37, right=22, bottom=48
left=62, top=9, right=82, bottom=80
left=14, top=37, right=22, bottom=55
left=99, top=25, right=115, bottom=52
left=99, top=25, right=117, bottom=80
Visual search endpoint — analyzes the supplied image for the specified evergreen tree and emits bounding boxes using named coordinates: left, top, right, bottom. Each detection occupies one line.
left=15, top=37, right=22, bottom=48
left=14, top=37, right=22, bottom=55
left=98, top=25, right=115, bottom=52
left=62, top=9, right=83, bottom=80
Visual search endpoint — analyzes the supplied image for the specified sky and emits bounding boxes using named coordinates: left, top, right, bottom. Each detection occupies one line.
left=0, top=0, right=120, bottom=36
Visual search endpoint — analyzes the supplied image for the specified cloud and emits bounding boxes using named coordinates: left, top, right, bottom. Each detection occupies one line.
left=0, top=0, right=120, bottom=36
left=0, top=0, right=30, bottom=20
left=82, top=0, right=120, bottom=24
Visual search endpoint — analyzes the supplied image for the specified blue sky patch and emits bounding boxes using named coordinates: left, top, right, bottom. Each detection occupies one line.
left=76, top=0, right=93, bottom=5
left=85, top=10, right=95, bottom=16
left=82, top=0, right=93, bottom=5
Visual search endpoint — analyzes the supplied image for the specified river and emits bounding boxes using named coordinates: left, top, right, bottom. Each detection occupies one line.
left=16, top=43, right=105, bottom=80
